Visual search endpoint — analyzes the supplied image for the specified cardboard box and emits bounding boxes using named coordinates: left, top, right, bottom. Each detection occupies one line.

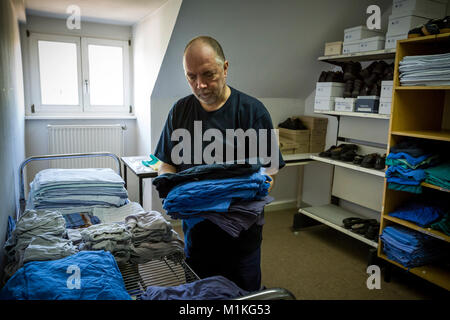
left=294, top=116, right=328, bottom=132
left=344, top=26, right=383, bottom=42
left=387, top=14, right=429, bottom=35
left=314, top=97, right=335, bottom=111
left=379, top=98, right=392, bottom=115
left=324, top=41, right=343, bottom=56
left=385, top=33, right=408, bottom=49
left=279, top=136, right=309, bottom=155
left=381, top=81, right=394, bottom=99
left=355, top=96, right=380, bottom=113
left=278, top=127, right=310, bottom=143
left=359, top=36, right=385, bottom=52
left=392, top=0, right=447, bottom=19
left=342, top=40, right=362, bottom=54
left=335, top=97, right=356, bottom=112
left=315, top=82, right=345, bottom=98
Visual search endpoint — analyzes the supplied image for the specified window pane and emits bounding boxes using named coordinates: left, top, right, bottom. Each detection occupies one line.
left=38, top=40, right=79, bottom=105
left=88, top=44, right=124, bottom=106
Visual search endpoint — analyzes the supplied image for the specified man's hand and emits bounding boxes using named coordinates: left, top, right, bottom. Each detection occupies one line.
left=266, top=174, right=275, bottom=193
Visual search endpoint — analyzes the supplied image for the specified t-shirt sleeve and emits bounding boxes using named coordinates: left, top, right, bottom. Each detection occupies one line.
left=154, top=107, right=176, bottom=166
left=252, top=106, right=286, bottom=170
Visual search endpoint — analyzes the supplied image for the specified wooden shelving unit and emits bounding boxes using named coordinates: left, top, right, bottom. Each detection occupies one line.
left=379, top=34, right=450, bottom=291
left=314, top=110, right=390, bottom=119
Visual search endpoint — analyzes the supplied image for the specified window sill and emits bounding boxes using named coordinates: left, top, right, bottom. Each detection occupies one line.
left=25, top=115, right=137, bottom=120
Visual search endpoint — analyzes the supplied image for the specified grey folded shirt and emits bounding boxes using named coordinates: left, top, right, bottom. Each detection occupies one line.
left=125, top=211, right=173, bottom=243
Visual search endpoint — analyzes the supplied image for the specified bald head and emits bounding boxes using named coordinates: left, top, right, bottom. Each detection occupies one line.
left=184, top=36, right=226, bottom=66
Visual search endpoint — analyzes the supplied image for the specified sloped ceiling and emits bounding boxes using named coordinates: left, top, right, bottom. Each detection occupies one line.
left=152, top=0, right=392, bottom=99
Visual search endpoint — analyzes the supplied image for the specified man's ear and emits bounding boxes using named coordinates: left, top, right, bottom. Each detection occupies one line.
left=223, top=60, right=229, bottom=77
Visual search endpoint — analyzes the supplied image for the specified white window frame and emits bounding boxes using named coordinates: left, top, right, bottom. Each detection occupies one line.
left=28, top=33, right=131, bottom=116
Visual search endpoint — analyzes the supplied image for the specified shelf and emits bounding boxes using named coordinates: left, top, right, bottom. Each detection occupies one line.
left=383, top=215, right=450, bottom=243
left=282, top=153, right=317, bottom=167
left=421, top=182, right=450, bottom=193
left=398, top=33, right=450, bottom=44
left=314, top=110, right=390, bottom=119
left=378, top=254, right=450, bottom=291
left=391, top=130, right=450, bottom=142
left=318, top=48, right=396, bottom=64
left=298, top=204, right=378, bottom=248
left=396, top=86, right=450, bottom=91
left=310, top=155, right=385, bottom=177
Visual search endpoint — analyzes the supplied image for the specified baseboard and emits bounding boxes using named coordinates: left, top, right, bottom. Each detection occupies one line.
left=265, top=199, right=298, bottom=212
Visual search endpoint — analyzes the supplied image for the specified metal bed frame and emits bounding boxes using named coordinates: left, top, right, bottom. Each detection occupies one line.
left=17, top=152, right=296, bottom=300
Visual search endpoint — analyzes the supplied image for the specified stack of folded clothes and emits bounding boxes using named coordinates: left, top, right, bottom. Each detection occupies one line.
left=388, top=200, right=445, bottom=228
left=0, top=251, right=131, bottom=300
left=153, top=164, right=272, bottom=245
left=3, top=209, right=78, bottom=278
left=27, top=168, right=128, bottom=211
left=380, top=226, right=450, bottom=268
left=385, top=140, right=441, bottom=193
left=79, top=223, right=132, bottom=264
left=424, top=161, right=450, bottom=191
left=399, top=52, right=450, bottom=87
left=125, top=211, right=184, bottom=263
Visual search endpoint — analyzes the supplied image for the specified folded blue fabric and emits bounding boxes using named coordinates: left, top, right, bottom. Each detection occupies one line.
left=140, top=275, right=249, bottom=300
left=63, top=213, right=102, bottom=229
left=163, top=172, right=270, bottom=215
left=380, top=226, right=449, bottom=268
left=389, top=202, right=443, bottom=227
left=0, top=251, right=131, bottom=300
left=387, top=152, right=431, bottom=167
left=385, top=165, right=426, bottom=183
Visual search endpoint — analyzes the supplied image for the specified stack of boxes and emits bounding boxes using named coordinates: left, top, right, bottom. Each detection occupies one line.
left=379, top=80, right=394, bottom=114
left=314, top=82, right=345, bottom=112
left=342, top=26, right=384, bottom=54
left=385, top=0, right=448, bottom=49
left=278, top=116, right=328, bottom=154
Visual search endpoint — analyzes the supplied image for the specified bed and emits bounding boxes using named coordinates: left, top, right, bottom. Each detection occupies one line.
left=14, top=152, right=295, bottom=300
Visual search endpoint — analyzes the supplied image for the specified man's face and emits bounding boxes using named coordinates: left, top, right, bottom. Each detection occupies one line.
left=183, top=43, right=228, bottom=106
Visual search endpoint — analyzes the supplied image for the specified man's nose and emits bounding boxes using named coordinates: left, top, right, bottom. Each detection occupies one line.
left=196, top=77, right=207, bottom=89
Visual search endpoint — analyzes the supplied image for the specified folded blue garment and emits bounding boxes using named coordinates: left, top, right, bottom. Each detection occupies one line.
left=385, top=165, right=426, bottom=182
left=140, top=275, right=248, bottom=300
left=389, top=202, right=443, bottom=227
left=163, top=172, right=270, bottom=215
left=0, top=251, right=131, bottom=300
left=387, top=152, right=431, bottom=167
left=387, top=177, right=422, bottom=186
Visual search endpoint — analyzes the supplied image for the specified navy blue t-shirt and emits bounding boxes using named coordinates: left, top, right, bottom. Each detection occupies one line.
left=154, top=86, right=285, bottom=172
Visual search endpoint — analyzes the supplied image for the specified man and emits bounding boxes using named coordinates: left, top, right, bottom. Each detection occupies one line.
left=154, top=36, right=285, bottom=291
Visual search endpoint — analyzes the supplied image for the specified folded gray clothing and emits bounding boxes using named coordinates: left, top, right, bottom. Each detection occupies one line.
left=125, top=211, right=173, bottom=243
left=23, top=235, right=78, bottom=263
left=129, top=240, right=185, bottom=264
left=80, top=223, right=131, bottom=243
left=14, top=209, right=66, bottom=237
left=66, top=228, right=83, bottom=245
left=90, top=239, right=130, bottom=252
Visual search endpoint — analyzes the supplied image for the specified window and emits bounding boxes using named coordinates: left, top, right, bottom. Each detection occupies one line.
left=28, top=33, right=131, bottom=115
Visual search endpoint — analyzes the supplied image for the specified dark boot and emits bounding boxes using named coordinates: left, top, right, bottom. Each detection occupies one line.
left=318, top=71, right=328, bottom=82
left=352, top=79, right=363, bottom=98
left=341, top=62, right=362, bottom=81
left=343, top=80, right=354, bottom=98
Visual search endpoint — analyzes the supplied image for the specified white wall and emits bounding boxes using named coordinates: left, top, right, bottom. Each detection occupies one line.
left=0, top=0, right=26, bottom=277
left=132, top=0, right=182, bottom=210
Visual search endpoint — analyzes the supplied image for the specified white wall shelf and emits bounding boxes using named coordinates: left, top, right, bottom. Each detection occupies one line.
left=318, top=48, right=396, bottom=64
left=299, top=204, right=378, bottom=248
left=310, top=155, right=385, bottom=177
left=314, top=110, right=390, bottom=120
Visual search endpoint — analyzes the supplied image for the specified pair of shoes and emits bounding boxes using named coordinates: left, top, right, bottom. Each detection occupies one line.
left=319, top=145, right=338, bottom=157
left=408, top=16, right=450, bottom=38
left=330, top=144, right=358, bottom=160
left=343, top=218, right=378, bottom=235
left=278, top=118, right=307, bottom=130
left=364, top=223, right=380, bottom=241
left=318, top=71, right=344, bottom=83
left=338, top=62, right=362, bottom=82
left=343, top=79, right=354, bottom=98
left=360, top=153, right=386, bottom=169
left=352, top=155, right=364, bottom=165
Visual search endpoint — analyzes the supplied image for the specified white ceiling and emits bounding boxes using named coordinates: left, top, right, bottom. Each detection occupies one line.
left=24, top=0, right=168, bottom=25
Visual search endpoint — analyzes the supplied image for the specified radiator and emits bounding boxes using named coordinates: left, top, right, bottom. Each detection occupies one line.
left=47, top=124, right=125, bottom=169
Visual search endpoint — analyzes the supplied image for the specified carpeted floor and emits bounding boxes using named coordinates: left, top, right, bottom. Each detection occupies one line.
left=173, top=209, right=448, bottom=299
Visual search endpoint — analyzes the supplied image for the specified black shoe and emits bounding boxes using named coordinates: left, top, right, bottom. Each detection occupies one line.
left=408, top=26, right=424, bottom=38
left=364, top=73, right=379, bottom=87
left=353, top=155, right=364, bottom=165
left=340, top=149, right=357, bottom=162
left=341, top=62, right=362, bottom=82
left=361, top=153, right=378, bottom=168
left=343, top=217, right=364, bottom=229
left=374, top=154, right=386, bottom=170
left=319, top=145, right=338, bottom=158
left=438, top=16, right=450, bottom=34
left=359, top=84, right=371, bottom=96
left=422, top=18, right=441, bottom=36
left=343, top=79, right=354, bottom=98
left=372, top=61, right=388, bottom=75
left=330, top=144, right=357, bottom=160
left=369, top=84, right=380, bottom=96
left=365, top=223, right=380, bottom=241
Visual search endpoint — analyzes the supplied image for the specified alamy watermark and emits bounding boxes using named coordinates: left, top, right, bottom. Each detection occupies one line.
left=66, top=264, right=81, bottom=289
left=66, top=5, right=81, bottom=30
left=170, top=121, right=280, bottom=173
left=366, top=5, right=381, bottom=30
left=366, top=265, right=381, bottom=290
